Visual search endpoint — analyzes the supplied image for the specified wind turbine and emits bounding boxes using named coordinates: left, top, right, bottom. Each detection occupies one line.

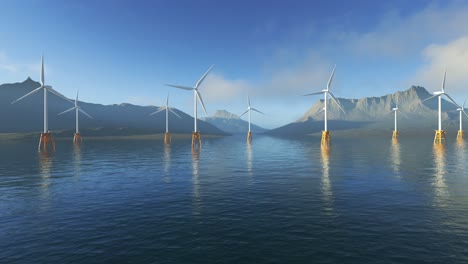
left=11, top=55, right=72, bottom=151
left=456, top=99, right=468, bottom=139
left=58, top=91, right=92, bottom=144
left=304, top=65, right=345, bottom=145
left=421, top=71, right=460, bottom=144
left=166, top=65, right=213, bottom=148
left=239, top=95, right=264, bottom=143
left=150, top=94, right=181, bottom=144
left=386, top=103, right=408, bottom=140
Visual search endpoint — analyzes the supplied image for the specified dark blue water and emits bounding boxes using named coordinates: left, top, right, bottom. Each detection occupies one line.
left=1, top=135, right=467, bottom=263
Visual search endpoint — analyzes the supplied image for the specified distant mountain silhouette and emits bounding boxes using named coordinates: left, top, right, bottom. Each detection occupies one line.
left=202, top=110, right=267, bottom=134
left=0, top=79, right=226, bottom=135
left=268, top=86, right=462, bottom=136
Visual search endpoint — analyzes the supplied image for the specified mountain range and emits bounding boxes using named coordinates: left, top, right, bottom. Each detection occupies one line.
left=1, top=79, right=465, bottom=137
left=267, top=86, right=463, bottom=136
left=202, top=110, right=267, bottom=134
left=0, top=78, right=225, bottom=136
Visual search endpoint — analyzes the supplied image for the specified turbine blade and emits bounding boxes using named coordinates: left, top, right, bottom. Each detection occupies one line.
left=166, top=84, right=194, bottom=91
left=421, top=94, right=437, bottom=103
left=462, top=110, right=468, bottom=119
left=326, top=64, right=336, bottom=90
left=11, top=86, right=43, bottom=104
left=196, top=91, right=208, bottom=116
left=47, top=86, right=74, bottom=104
left=251, top=108, right=264, bottom=115
left=57, top=107, right=76, bottom=115
left=384, top=110, right=394, bottom=116
left=441, top=70, right=446, bottom=93
left=150, top=107, right=166, bottom=115
left=328, top=92, right=346, bottom=114
left=248, top=95, right=251, bottom=107
left=166, top=94, right=169, bottom=107
left=41, top=54, right=45, bottom=86
left=195, top=64, right=214, bottom=88
left=169, top=108, right=182, bottom=118
left=398, top=110, right=410, bottom=119
left=463, top=99, right=466, bottom=109
left=239, top=108, right=249, bottom=117
left=79, top=108, right=93, bottom=119
left=313, top=109, right=325, bottom=117
left=303, top=91, right=324, bottom=96
left=75, top=90, right=79, bottom=106
left=444, top=93, right=461, bottom=108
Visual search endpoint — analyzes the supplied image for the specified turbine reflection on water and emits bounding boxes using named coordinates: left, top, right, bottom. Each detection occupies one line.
left=390, top=139, right=401, bottom=176
left=320, top=145, right=334, bottom=215
left=192, top=148, right=201, bottom=215
left=455, top=138, right=466, bottom=171
left=72, top=144, right=82, bottom=177
left=38, top=152, right=53, bottom=198
left=432, top=144, right=448, bottom=207
left=246, top=143, right=253, bottom=177
left=163, top=145, right=171, bottom=182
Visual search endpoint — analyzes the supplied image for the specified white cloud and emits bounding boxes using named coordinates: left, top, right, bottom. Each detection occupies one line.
left=414, top=36, right=468, bottom=93
left=202, top=73, right=251, bottom=102
left=336, top=3, right=468, bottom=57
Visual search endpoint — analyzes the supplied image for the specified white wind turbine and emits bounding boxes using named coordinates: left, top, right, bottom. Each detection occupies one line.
left=239, top=95, right=264, bottom=142
left=11, top=55, right=72, bottom=151
left=304, top=65, right=345, bottom=145
left=58, top=91, right=92, bottom=143
left=150, top=94, right=181, bottom=144
left=166, top=65, right=213, bottom=148
left=421, top=71, right=460, bottom=144
left=386, top=103, right=408, bottom=139
left=456, top=99, right=468, bottom=139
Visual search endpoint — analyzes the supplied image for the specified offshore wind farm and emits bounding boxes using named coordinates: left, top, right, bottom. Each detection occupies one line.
left=2, top=1, right=468, bottom=264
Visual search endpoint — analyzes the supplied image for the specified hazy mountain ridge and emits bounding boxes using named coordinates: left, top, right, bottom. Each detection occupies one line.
left=0, top=79, right=226, bottom=135
left=202, top=110, right=267, bottom=134
left=298, top=86, right=457, bottom=122
left=268, top=86, right=462, bottom=136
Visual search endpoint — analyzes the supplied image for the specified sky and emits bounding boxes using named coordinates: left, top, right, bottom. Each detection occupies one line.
left=1, top=0, right=468, bottom=129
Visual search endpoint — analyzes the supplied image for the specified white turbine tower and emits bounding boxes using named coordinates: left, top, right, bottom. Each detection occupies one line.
left=239, top=95, right=264, bottom=143
left=166, top=65, right=213, bottom=148
left=386, top=103, right=408, bottom=140
left=150, top=94, right=181, bottom=144
left=304, top=65, right=345, bottom=145
left=58, top=91, right=92, bottom=144
left=11, top=55, right=71, bottom=151
left=456, top=99, right=468, bottom=139
left=421, top=71, right=460, bottom=144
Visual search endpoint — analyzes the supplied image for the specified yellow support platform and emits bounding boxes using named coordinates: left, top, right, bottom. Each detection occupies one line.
left=321, top=131, right=330, bottom=146
left=39, top=132, right=55, bottom=152
left=192, top=132, right=201, bottom=149
left=434, top=130, right=446, bottom=144
left=247, top=131, right=252, bottom=143
left=164, top=132, right=171, bottom=145
left=457, top=130, right=464, bottom=139
left=392, top=130, right=399, bottom=140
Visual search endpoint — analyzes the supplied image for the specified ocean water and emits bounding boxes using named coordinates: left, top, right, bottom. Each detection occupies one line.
left=0, top=134, right=467, bottom=263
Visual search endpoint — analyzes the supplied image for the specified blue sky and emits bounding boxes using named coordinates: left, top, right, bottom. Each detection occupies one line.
left=1, top=0, right=468, bottom=128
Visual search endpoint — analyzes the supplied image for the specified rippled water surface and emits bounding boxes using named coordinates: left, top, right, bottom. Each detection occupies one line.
left=1, top=135, right=468, bottom=263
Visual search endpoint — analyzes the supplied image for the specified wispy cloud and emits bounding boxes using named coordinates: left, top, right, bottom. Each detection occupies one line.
left=335, top=3, right=468, bottom=57
left=0, top=51, right=18, bottom=73
left=414, top=36, right=468, bottom=94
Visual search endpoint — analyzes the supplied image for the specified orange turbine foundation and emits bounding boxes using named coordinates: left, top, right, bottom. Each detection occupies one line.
left=39, top=132, right=55, bottom=152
